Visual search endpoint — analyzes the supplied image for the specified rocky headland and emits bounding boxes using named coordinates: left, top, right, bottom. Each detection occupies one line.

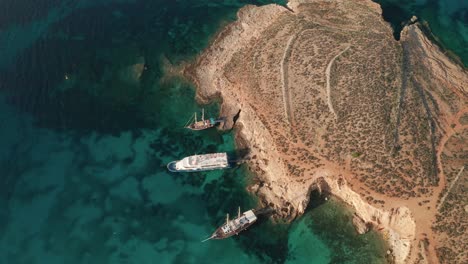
left=184, top=0, right=468, bottom=263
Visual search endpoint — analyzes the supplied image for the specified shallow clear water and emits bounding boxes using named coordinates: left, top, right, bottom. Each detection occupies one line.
left=5, top=0, right=464, bottom=263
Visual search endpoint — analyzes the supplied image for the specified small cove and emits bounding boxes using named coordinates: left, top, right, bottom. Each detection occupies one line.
left=2, top=0, right=465, bottom=263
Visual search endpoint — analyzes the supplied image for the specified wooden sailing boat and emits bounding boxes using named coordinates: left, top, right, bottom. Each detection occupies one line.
left=185, top=108, right=219, bottom=131
left=201, top=207, right=258, bottom=242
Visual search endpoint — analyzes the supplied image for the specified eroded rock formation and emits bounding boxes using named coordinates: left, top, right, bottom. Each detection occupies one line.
left=185, top=0, right=468, bottom=263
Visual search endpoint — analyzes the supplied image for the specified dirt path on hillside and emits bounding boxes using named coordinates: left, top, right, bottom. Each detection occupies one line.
left=325, top=45, right=350, bottom=119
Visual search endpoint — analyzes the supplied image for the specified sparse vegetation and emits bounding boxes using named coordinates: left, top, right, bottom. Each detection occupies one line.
left=193, top=1, right=467, bottom=262
left=433, top=128, right=467, bottom=263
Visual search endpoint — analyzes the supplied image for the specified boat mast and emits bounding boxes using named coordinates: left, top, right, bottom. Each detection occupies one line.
left=238, top=207, right=240, bottom=218
left=183, top=113, right=195, bottom=128
left=226, top=213, right=229, bottom=225
left=194, top=112, right=197, bottom=123
left=202, top=108, right=205, bottom=121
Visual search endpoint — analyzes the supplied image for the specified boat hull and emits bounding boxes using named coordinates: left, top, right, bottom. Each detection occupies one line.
left=186, top=117, right=224, bottom=131
left=211, top=221, right=256, bottom=240
left=186, top=124, right=215, bottom=131
left=186, top=120, right=216, bottom=131
left=167, top=161, right=230, bottom=173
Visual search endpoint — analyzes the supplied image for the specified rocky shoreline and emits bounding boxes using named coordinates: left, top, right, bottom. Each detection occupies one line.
left=183, top=0, right=467, bottom=263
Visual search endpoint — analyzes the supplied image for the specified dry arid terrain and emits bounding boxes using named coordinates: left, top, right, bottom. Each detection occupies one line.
left=184, top=0, right=467, bottom=263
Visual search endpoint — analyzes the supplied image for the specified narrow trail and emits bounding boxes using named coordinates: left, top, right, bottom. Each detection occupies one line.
left=437, top=166, right=465, bottom=211
left=416, top=107, right=468, bottom=263
left=325, top=45, right=350, bottom=119
left=281, top=34, right=298, bottom=125
left=435, top=108, right=468, bottom=196
left=335, top=107, right=467, bottom=263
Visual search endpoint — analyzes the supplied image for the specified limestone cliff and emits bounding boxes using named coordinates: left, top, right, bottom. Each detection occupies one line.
left=185, top=0, right=468, bottom=263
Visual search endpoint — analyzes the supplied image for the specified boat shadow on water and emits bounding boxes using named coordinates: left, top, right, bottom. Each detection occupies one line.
left=226, top=148, right=251, bottom=166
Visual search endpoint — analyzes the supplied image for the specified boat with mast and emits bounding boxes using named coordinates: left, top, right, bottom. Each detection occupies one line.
left=167, top=152, right=230, bottom=172
left=202, top=207, right=257, bottom=242
left=185, top=108, right=222, bottom=131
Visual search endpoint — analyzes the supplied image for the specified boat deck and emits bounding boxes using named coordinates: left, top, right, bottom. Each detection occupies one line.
left=167, top=152, right=229, bottom=172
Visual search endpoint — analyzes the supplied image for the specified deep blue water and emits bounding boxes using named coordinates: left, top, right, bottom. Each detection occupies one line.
left=374, top=0, right=468, bottom=66
left=0, top=0, right=464, bottom=263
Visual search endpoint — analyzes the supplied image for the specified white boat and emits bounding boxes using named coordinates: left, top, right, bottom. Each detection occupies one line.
left=167, top=152, right=230, bottom=172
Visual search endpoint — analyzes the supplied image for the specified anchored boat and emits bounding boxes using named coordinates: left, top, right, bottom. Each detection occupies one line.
left=167, top=152, right=230, bottom=172
left=202, top=207, right=257, bottom=242
left=185, top=108, right=222, bottom=131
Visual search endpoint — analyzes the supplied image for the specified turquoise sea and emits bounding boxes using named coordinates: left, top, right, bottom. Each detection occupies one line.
left=0, top=0, right=465, bottom=263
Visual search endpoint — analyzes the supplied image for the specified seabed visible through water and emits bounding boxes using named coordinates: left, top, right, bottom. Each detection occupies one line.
left=0, top=0, right=466, bottom=263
